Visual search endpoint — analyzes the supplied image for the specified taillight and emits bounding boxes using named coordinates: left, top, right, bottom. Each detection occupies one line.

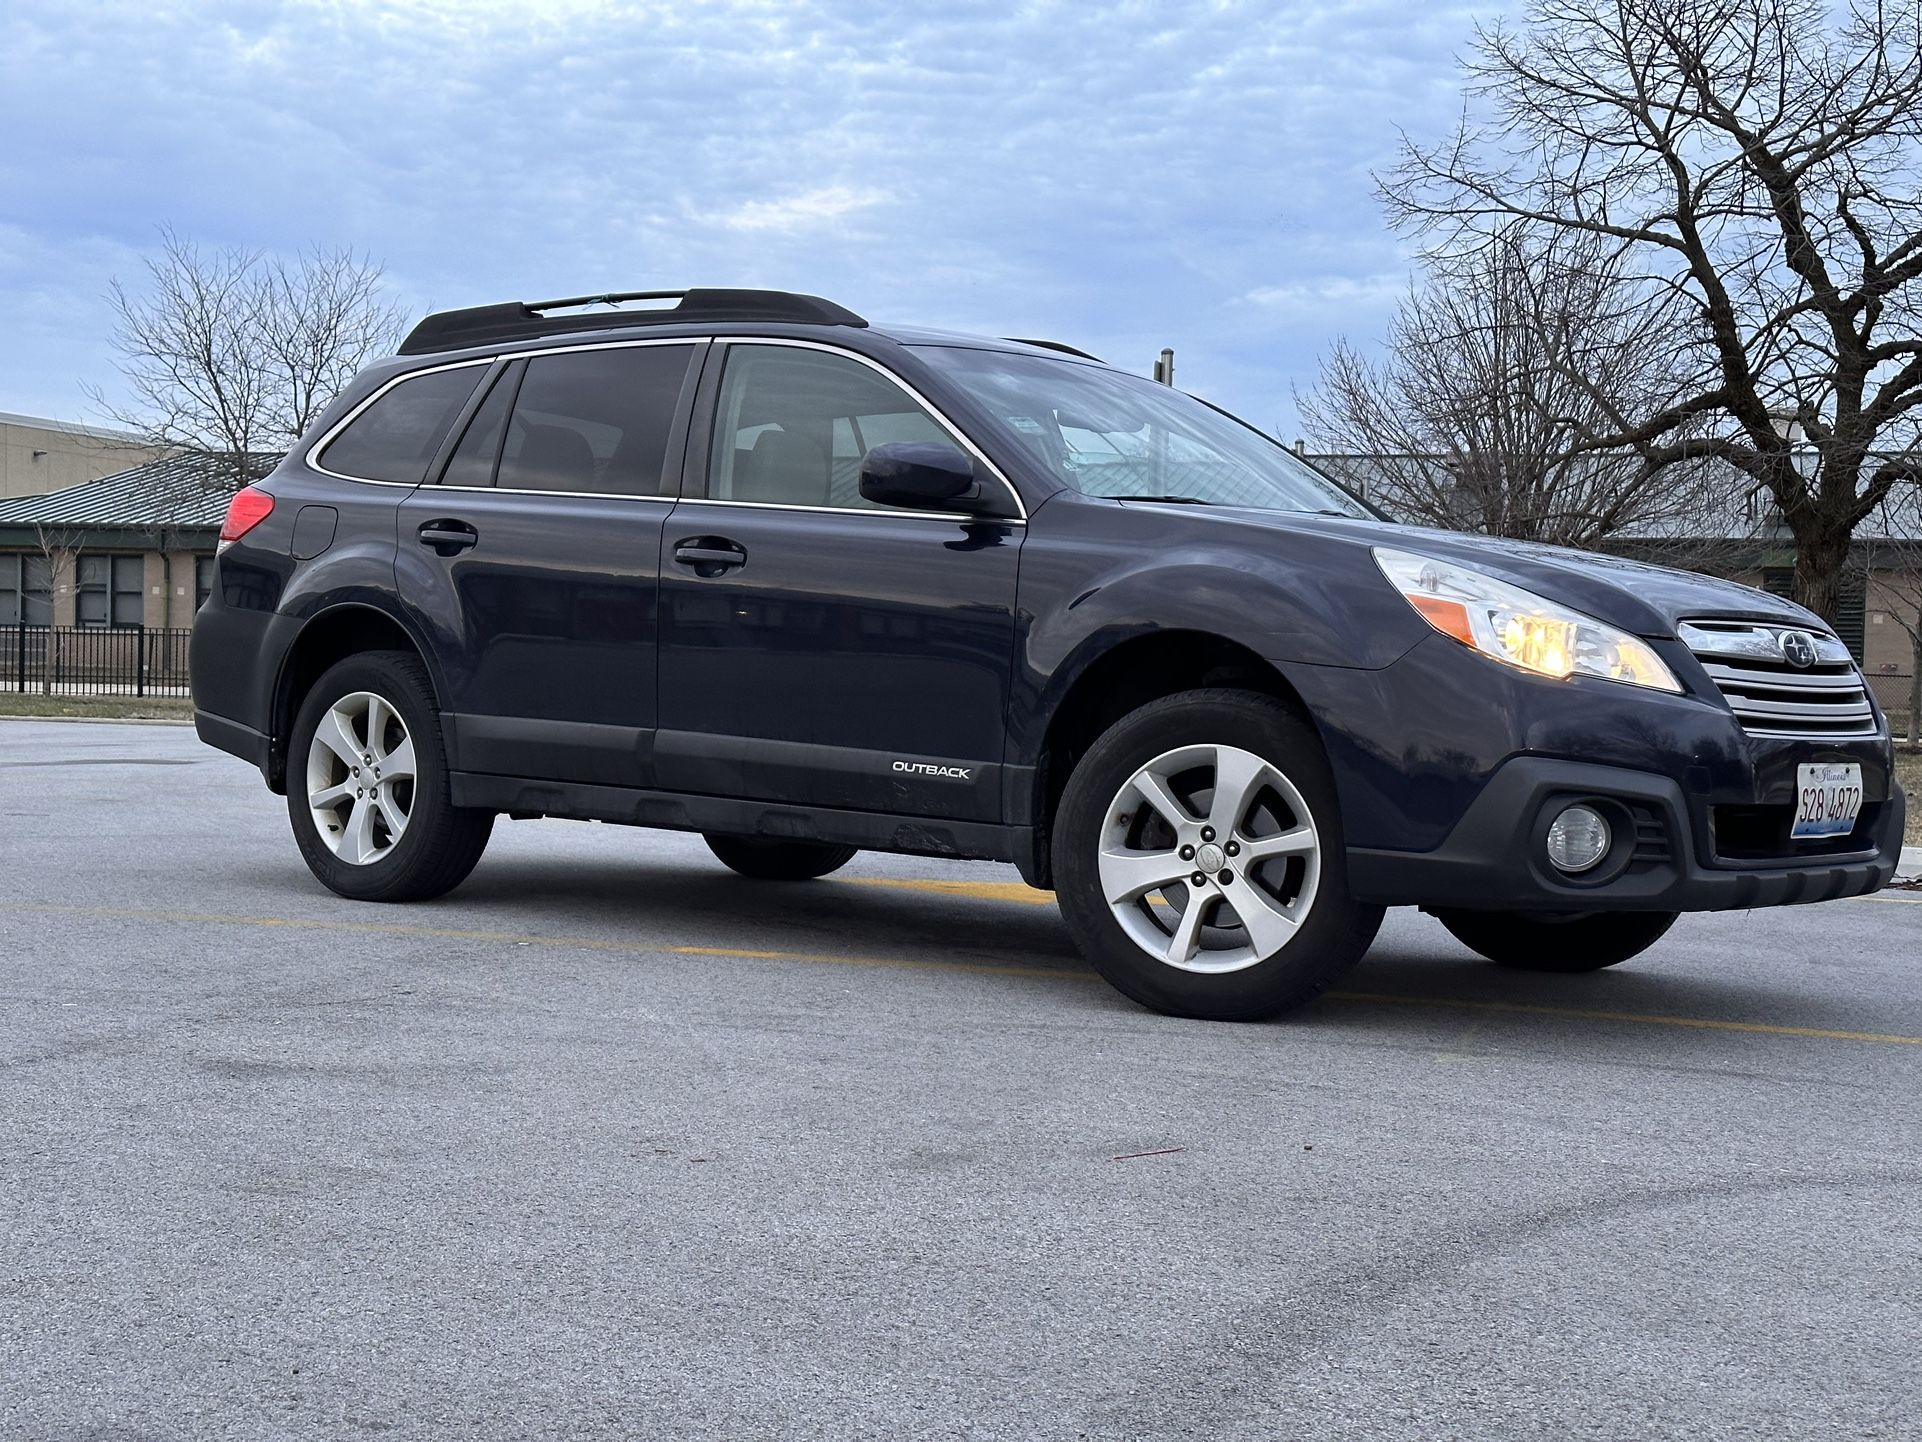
left=219, top=487, right=275, bottom=547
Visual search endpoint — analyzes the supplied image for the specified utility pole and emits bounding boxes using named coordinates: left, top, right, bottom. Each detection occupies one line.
left=1152, top=348, right=1175, bottom=386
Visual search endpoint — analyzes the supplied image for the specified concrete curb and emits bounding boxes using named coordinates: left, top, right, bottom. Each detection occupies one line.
left=0, top=713, right=193, bottom=728
left=1900, top=845, right=1922, bottom=882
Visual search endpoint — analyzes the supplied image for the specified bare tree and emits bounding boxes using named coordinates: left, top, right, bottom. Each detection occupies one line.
left=1298, top=230, right=1726, bottom=546
left=28, top=525, right=83, bottom=693
left=92, top=229, right=404, bottom=491
left=1379, top=0, right=1922, bottom=624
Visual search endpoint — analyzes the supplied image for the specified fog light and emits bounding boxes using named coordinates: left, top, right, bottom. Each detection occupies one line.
left=1545, top=804, right=1610, bottom=873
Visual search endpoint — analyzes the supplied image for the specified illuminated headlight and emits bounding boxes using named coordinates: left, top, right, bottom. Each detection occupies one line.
left=1372, top=547, right=1681, bottom=693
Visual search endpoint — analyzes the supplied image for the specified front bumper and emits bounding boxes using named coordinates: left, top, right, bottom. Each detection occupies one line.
left=1347, top=756, right=1905, bottom=912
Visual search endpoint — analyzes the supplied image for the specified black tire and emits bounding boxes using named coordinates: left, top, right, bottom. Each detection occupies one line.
left=286, top=650, right=494, bottom=902
left=1052, top=688, right=1383, bottom=1022
left=1432, top=908, right=1678, bottom=972
left=704, top=834, right=858, bottom=881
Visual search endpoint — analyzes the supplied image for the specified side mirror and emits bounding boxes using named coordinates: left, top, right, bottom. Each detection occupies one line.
left=859, top=441, right=998, bottom=515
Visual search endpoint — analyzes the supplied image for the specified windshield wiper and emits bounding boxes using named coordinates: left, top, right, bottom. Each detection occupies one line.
left=1094, top=493, right=1212, bottom=504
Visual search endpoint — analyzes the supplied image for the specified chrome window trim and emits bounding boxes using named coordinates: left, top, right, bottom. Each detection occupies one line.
left=702, top=336, right=1029, bottom=522
left=673, top=495, right=1017, bottom=525
left=303, top=333, right=1029, bottom=521
left=305, top=357, right=495, bottom=484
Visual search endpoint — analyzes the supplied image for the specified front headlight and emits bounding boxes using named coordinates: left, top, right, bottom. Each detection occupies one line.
left=1373, top=546, right=1681, bottom=693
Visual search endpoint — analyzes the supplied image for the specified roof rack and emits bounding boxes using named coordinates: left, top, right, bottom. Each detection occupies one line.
left=398, top=288, right=869, bottom=355
left=1004, top=337, right=1103, bottom=361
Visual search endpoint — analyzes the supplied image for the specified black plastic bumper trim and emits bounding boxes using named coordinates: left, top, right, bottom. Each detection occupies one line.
left=194, top=709, right=270, bottom=777
left=1347, top=757, right=1905, bottom=912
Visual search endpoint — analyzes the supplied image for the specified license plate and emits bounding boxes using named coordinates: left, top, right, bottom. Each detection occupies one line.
left=1791, top=762, right=1863, bottom=840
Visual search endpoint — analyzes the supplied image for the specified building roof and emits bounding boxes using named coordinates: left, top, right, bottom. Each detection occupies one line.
left=0, top=409, right=147, bottom=442
left=1298, top=450, right=1922, bottom=543
left=0, top=452, right=280, bottom=532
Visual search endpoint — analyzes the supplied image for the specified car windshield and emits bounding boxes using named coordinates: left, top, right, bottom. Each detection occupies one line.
left=911, top=345, right=1373, bottom=517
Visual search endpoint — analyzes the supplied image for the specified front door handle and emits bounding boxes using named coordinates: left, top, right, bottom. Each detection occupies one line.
left=673, top=537, right=747, bottom=576
left=418, top=520, right=479, bottom=555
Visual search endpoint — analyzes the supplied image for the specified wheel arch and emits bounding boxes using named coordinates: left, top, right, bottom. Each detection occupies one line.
left=267, top=602, right=442, bottom=794
left=1021, top=629, right=1316, bottom=888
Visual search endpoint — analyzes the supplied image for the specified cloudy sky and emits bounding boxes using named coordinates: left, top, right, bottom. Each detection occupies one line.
left=0, top=0, right=1484, bottom=440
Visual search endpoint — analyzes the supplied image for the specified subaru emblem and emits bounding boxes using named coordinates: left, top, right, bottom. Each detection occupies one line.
left=1778, top=629, right=1818, bottom=668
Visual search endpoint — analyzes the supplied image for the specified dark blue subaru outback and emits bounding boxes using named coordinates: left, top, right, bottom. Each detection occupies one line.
left=190, top=289, right=1907, bottom=1021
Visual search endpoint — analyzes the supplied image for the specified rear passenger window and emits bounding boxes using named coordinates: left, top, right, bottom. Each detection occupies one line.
left=321, top=365, right=485, bottom=484
left=494, top=345, right=694, bottom=495
left=439, top=363, right=521, bottom=489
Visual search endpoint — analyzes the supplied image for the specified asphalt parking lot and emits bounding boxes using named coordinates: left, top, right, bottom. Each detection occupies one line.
left=2, top=719, right=1919, bottom=1441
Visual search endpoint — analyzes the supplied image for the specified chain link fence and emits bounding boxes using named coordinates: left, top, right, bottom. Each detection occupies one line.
left=0, top=626, right=193, bottom=698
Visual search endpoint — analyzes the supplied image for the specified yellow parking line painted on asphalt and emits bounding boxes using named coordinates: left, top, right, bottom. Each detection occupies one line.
left=1854, top=891, right=1922, bottom=904
left=842, top=877, right=1056, bottom=906
left=1322, top=991, right=1922, bottom=1046
left=4, top=898, right=1920, bottom=1048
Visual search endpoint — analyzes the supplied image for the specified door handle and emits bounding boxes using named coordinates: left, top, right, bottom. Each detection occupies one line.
left=673, top=537, right=747, bottom=576
left=418, top=520, right=479, bottom=555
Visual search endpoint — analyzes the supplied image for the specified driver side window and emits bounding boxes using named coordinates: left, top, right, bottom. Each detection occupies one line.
left=708, top=346, right=947, bottom=511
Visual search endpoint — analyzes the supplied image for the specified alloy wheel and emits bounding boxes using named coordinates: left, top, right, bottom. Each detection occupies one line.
left=305, top=690, right=416, bottom=866
left=1097, top=742, right=1320, bottom=974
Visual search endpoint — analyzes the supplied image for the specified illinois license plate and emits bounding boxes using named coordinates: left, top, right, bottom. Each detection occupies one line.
left=1791, top=762, right=1863, bottom=840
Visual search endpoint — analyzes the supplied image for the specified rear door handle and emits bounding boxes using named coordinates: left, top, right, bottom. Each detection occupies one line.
left=673, top=537, right=747, bottom=575
left=418, top=520, right=479, bottom=554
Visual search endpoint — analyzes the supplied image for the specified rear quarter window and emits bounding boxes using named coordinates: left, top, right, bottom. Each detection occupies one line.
left=320, top=365, right=486, bottom=484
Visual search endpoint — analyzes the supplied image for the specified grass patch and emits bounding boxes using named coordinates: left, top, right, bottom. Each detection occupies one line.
left=0, top=694, right=192, bottom=722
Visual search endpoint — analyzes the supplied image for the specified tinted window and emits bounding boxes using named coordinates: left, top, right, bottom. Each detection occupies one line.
left=321, top=365, right=485, bottom=485
left=495, top=346, right=693, bottom=495
left=913, top=345, right=1372, bottom=517
left=439, top=363, right=521, bottom=489
left=710, top=346, right=948, bottom=510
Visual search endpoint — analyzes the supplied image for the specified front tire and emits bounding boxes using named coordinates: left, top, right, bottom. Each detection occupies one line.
left=287, top=651, right=493, bottom=902
left=704, top=834, right=858, bottom=881
left=1432, top=908, right=1677, bottom=972
left=1052, top=689, right=1382, bottom=1021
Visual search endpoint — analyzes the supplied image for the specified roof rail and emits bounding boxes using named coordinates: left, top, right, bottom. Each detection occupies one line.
left=398, top=288, right=869, bottom=355
left=1004, top=337, right=1103, bottom=361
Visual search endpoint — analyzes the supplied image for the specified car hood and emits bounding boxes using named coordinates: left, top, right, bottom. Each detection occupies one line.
left=1210, top=508, right=1827, bottom=639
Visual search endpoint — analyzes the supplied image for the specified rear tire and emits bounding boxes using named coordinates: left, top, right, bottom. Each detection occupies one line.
left=1432, top=908, right=1677, bottom=972
left=1052, top=689, right=1382, bottom=1022
left=287, top=651, right=493, bottom=902
left=704, top=834, right=858, bottom=881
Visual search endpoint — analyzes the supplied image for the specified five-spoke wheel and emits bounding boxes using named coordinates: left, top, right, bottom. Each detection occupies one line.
left=1054, top=688, right=1382, bottom=1021
left=1098, top=743, right=1320, bottom=974
left=305, top=691, right=417, bottom=865
left=287, top=651, right=494, bottom=902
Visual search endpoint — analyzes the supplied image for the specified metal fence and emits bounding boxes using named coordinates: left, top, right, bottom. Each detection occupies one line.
left=1866, top=670, right=1918, bottom=740
left=0, top=626, right=193, bottom=698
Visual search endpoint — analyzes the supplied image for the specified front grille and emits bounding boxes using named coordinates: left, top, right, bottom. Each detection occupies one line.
left=1677, top=620, right=1880, bottom=741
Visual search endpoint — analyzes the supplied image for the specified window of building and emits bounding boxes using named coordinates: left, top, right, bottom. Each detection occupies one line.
left=490, top=345, right=695, bottom=495
left=0, top=554, right=53, bottom=626
left=77, top=555, right=146, bottom=629
left=320, top=364, right=487, bottom=485
left=195, top=555, right=216, bottom=611
left=709, top=346, right=948, bottom=510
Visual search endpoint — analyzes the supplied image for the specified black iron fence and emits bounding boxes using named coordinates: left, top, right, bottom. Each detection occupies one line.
left=1, top=626, right=193, bottom=698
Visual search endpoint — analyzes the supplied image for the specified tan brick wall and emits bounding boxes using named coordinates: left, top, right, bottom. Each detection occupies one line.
left=0, top=418, right=166, bottom=501
left=1865, top=574, right=1919, bottom=679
